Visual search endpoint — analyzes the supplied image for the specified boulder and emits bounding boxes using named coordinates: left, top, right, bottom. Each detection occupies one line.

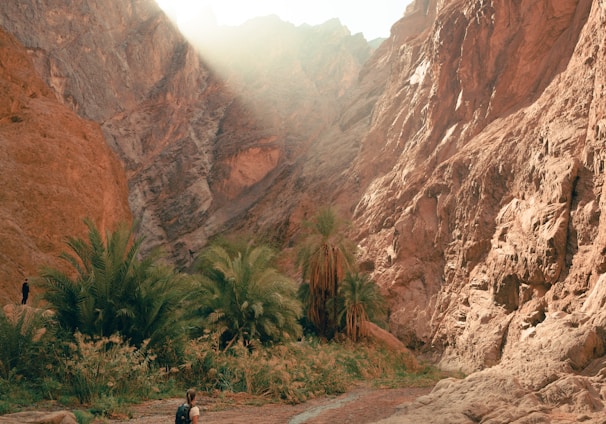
left=0, top=411, right=77, bottom=424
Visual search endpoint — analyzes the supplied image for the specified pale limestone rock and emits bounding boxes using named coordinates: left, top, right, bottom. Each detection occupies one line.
left=0, top=411, right=77, bottom=424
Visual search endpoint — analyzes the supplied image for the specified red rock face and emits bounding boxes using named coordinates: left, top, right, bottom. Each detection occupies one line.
left=0, top=29, right=131, bottom=304
left=0, top=2, right=372, bottom=267
left=349, top=0, right=603, bottom=371
left=333, top=0, right=606, bottom=420
left=0, top=0, right=233, bottom=265
left=353, top=0, right=606, bottom=400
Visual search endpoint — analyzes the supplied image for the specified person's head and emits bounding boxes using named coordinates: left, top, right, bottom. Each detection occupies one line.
left=186, top=388, right=196, bottom=406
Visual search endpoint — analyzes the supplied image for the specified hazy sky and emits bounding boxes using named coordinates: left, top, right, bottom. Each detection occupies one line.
left=156, top=0, right=411, bottom=40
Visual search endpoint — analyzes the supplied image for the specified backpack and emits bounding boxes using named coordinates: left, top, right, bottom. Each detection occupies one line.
left=175, top=403, right=191, bottom=424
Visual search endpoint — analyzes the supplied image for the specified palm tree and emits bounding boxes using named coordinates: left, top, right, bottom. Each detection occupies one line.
left=127, top=261, right=192, bottom=364
left=338, top=272, right=386, bottom=342
left=296, top=207, right=355, bottom=339
left=39, top=219, right=188, bottom=364
left=194, top=242, right=302, bottom=350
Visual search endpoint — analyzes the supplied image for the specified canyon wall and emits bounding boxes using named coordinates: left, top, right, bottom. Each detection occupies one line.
left=0, top=0, right=231, bottom=265
left=352, top=0, right=606, bottom=421
left=350, top=0, right=605, bottom=371
left=0, top=1, right=371, bottom=268
left=0, top=29, right=131, bottom=303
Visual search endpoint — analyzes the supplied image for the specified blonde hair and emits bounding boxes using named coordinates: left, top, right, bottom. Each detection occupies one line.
left=186, top=388, right=196, bottom=406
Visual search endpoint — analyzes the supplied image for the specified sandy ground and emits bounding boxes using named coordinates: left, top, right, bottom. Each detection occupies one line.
left=110, top=386, right=433, bottom=424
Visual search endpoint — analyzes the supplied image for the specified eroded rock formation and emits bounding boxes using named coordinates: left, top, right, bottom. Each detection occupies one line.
left=0, top=1, right=371, bottom=267
left=0, top=410, right=77, bottom=424
left=0, top=0, right=231, bottom=265
left=344, top=0, right=606, bottom=421
left=351, top=0, right=604, bottom=369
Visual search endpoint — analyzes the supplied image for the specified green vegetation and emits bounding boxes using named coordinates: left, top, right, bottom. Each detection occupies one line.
left=180, top=337, right=423, bottom=404
left=338, top=272, right=386, bottom=342
left=296, top=207, right=355, bottom=339
left=192, top=243, right=302, bottom=350
left=39, top=219, right=188, bottom=366
left=0, top=306, right=52, bottom=380
left=0, top=212, right=445, bottom=418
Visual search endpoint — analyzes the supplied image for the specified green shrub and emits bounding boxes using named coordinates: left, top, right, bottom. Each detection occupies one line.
left=87, top=394, right=130, bottom=419
left=0, top=400, right=10, bottom=414
left=73, top=409, right=95, bottom=424
left=193, top=243, right=303, bottom=350
left=39, top=376, right=62, bottom=401
left=39, top=219, right=189, bottom=368
left=0, top=376, right=44, bottom=412
left=0, top=305, right=53, bottom=381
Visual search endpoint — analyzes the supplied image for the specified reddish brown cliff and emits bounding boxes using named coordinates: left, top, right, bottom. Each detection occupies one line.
left=342, top=0, right=606, bottom=421
left=0, top=29, right=131, bottom=304
left=0, top=0, right=232, bottom=264
left=350, top=0, right=602, bottom=366
left=0, top=2, right=371, bottom=267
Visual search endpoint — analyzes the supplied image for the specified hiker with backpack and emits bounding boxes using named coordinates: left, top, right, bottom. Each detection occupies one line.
left=175, top=388, right=200, bottom=424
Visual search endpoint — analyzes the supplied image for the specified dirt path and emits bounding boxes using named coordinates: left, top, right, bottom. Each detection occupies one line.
left=111, top=386, right=433, bottom=424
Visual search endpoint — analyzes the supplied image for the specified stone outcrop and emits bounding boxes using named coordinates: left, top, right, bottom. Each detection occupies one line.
left=366, top=322, right=419, bottom=371
left=352, top=0, right=605, bottom=366
left=0, top=411, right=76, bottom=424
left=0, top=29, right=131, bottom=304
left=0, top=0, right=231, bottom=265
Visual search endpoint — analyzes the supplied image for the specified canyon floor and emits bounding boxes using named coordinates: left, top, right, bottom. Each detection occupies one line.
left=110, top=385, right=434, bottom=424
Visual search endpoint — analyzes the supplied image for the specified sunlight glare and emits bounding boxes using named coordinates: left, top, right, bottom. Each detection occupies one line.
left=155, top=0, right=210, bottom=26
left=155, top=0, right=410, bottom=40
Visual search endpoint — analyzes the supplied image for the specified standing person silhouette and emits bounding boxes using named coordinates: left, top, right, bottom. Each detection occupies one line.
left=21, top=278, right=29, bottom=305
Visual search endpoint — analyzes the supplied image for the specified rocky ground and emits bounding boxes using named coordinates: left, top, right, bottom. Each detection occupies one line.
left=110, top=385, right=433, bottom=424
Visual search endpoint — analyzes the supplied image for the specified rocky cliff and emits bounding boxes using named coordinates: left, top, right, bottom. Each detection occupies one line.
left=0, top=29, right=131, bottom=303
left=348, top=0, right=606, bottom=421
left=0, top=0, right=232, bottom=265
left=352, top=0, right=603, bottom=367
left=0, top=1, right=371, bottom=267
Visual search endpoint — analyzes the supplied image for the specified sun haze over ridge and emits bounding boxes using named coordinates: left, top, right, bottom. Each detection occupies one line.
left=155, top=0, right=411, bottom=41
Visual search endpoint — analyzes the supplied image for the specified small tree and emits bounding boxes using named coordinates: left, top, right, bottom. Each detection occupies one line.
left=296, top=207, right=355, bottom=339
left=39, top=219, right=188, bottom=365
left=194, top=242, right=302, bottom=350
left=338, top=272, right=386, bottom=342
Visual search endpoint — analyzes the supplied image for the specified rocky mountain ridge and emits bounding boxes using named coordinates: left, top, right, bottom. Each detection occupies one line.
left=0, top=1, right=373, bottom=268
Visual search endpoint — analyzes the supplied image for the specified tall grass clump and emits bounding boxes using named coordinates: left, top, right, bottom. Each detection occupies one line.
left=57, top=333, right=160, bottom=408
left=178, top=336, right=430, bottom=404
